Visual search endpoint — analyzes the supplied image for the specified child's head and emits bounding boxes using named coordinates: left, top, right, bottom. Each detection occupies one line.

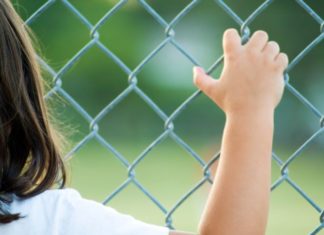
left=0, top=0, right=66, bottom=223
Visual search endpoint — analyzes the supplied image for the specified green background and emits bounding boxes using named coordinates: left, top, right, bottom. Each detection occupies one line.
left=12, top=1, right=324, bottom=234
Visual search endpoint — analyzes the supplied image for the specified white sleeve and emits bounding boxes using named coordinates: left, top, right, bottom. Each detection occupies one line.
left=61, top=188, right=170, bottom=235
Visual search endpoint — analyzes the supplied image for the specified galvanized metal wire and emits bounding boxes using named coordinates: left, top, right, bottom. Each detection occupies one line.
left=21, top=0, right=323, bottom=234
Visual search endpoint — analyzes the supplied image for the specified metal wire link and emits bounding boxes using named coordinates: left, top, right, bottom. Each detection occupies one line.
left=21, top=0, right=324, bottom=233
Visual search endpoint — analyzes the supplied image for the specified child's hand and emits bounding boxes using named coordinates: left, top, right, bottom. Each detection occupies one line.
left=193, top=29, right=288, bottom=116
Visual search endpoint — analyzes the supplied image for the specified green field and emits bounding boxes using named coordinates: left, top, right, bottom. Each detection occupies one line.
left=67, top=139, right=324, bottom=235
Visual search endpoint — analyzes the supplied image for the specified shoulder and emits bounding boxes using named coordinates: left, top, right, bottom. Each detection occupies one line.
left=14, top=188, right=81, bottom=212
left=2, top=188, right=85, bottom=234
left=43, top=187, right=82, bottom=207
left=13, top=188, right=170, bottom=235
left=10, top=187, right=78, bottom=210
left=37, top=187, right=82, bottom=200
left=12, top=187, right=81, bottom=204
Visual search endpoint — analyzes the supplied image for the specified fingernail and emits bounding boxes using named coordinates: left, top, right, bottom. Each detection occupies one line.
left=193, top=66, right=204, bottom=77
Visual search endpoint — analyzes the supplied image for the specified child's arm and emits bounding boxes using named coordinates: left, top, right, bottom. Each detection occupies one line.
left=189, top=29, right=287, bottom=235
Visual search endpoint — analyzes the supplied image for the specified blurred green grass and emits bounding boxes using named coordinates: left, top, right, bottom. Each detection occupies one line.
left=11, top=1, right=324, bottom=234
left=68, top=140, right=324, bottom=235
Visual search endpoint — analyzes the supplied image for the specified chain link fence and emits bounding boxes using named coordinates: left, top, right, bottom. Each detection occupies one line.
left=17, top=0, right=324, bottom=234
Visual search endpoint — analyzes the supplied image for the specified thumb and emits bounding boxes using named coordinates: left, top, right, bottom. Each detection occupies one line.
left=193, top=66, right=218, bottom=97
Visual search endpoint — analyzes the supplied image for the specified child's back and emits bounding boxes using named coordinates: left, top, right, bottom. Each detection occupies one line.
left=0, top=188, right=169, bottom=235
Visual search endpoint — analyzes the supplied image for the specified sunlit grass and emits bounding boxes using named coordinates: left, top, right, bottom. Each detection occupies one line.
left=67, top=140, right=324, bottom=234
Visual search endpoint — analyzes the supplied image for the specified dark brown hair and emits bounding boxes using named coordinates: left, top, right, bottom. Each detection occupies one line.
left=0, top=0, right=67, bottom=224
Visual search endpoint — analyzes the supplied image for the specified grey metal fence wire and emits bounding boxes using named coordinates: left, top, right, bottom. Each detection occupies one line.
left=20, top=0, right=324, bottom=234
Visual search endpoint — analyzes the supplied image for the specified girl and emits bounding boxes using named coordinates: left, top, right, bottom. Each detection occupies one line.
left=0, top=0, right=288, bottom=234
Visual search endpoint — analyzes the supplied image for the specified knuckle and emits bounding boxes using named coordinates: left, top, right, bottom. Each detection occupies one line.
left=225, top=52, right=236, bottom=62
left=205, top=86, right=214, bottom=96
left=264, top=57, right=276, bottom=70
left=225, top=52, right=240, bottom=65
left=264, top=54, right=274, bottom=65
left=247, top=47, right=259, bottom=58
left=226, top=46, right=241, bottom=57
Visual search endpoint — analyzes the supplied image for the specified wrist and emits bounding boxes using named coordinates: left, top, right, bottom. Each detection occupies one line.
left=225, top=108, right=275, bottom=124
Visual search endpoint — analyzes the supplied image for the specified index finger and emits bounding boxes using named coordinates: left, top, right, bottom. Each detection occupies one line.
left=222, top=28, right=242, bottom=56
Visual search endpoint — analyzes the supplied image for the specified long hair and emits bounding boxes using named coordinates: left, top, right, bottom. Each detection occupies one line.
left=0, top=0, right=67, bottom=224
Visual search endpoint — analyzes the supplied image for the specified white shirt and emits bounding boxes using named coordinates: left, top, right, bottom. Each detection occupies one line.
left=0, top=188, right=170, bottom=235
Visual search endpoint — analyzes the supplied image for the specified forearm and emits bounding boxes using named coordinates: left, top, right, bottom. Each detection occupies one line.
left=199, top=110, right=274, bottom=235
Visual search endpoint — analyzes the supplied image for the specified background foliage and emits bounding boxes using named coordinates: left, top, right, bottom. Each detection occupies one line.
left=12, top=1, right=324, bottom=234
